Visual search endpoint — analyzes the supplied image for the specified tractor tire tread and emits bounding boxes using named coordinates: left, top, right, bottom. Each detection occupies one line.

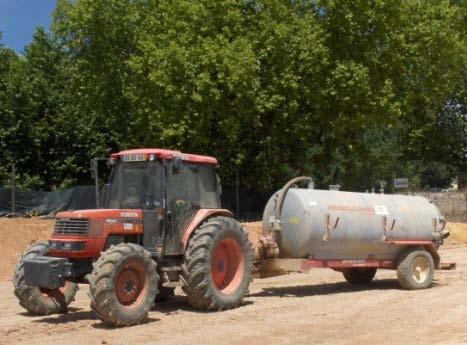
left=13, top=241, right=78, bottom=315
left=88, top=243, right=159, bottom=327
left=181, top=216, right=253, bottom=311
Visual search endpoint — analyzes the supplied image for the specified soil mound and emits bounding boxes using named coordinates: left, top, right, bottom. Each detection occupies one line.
left=446, top=222, right=467, bottom=245
left=0, top=218, right=53, bottom=281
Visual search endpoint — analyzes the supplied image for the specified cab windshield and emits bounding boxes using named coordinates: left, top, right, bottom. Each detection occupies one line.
left=107, top=161, right=162, bottom=209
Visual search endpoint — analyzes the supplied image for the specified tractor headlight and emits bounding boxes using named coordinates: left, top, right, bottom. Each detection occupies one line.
left=49, top=240, right=86, bottom=251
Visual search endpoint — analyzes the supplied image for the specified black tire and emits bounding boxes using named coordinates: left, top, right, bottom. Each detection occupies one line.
left=342, top=268, right=377, bottom=284
left=13, top=241, right=78, bottom=315
left=155, top=286, right=175, bottom=302
left=181, top=216, right=253, bottom=310
left=397, top=248, right=434, bottom=290
left=88, top=243, right=159, bottom=326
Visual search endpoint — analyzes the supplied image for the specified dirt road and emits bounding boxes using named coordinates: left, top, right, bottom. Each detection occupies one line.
left=1, top=244, right=466, bottom=345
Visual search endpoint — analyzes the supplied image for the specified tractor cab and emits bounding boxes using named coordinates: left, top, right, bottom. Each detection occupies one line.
left=106, top=149, right=221, bottom=211
left=102, top=149, right=222, bottom=255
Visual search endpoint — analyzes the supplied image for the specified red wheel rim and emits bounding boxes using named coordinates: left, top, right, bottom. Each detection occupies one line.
left=211, top=238, right=245, bottom=294
left=40, top=281, right=71, bottom=298
left=115, top=260, right=148, bottom=309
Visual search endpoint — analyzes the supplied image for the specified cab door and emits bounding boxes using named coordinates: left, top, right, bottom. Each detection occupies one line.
left=164, top=160, right=200, bottom=255
left=142, top=161, right=164, bottom=255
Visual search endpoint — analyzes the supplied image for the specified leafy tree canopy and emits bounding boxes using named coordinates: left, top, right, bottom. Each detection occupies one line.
left=0, top=0, right=465, bottom=192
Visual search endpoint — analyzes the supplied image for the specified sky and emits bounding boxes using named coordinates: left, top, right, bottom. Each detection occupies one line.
left=0, top=0, right=56, bottom=53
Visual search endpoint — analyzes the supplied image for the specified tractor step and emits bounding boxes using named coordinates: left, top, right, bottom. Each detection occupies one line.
left=162, top=281, right=183, bottom=288
left=161, top=266, right=182, bottom=272
left=160, top=266, right=182, bottom=287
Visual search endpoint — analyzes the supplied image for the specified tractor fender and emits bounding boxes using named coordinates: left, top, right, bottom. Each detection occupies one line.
left=180, top=209, right=233, bottom=252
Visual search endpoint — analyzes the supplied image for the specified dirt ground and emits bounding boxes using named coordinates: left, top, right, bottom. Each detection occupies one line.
left=0, top=218, right=54, bottom=281
left=0, top=219, right=467, bottom=345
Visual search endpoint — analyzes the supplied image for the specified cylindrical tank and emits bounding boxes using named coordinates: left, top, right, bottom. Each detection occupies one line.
left=262, top=187, right=446, bottom=260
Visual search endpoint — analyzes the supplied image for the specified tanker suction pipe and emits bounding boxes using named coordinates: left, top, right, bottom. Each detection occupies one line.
left=271, top=176, right=313, bottom=231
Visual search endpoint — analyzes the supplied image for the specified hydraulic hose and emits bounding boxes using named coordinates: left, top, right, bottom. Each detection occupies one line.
left=273, top=176, right=313, bottom=231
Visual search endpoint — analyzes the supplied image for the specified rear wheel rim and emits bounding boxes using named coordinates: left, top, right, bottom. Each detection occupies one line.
left=211, top=238, right=245, bottom=294
left=411, top=256, right=430, bottom=283
left=115, top=260, right=148, bottom=309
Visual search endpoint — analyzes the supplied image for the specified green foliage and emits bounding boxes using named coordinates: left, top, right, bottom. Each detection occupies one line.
left=0, top=0, right=465, bottom=192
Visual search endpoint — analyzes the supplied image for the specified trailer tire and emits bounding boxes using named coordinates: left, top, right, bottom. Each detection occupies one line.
left=13, top=241, right=78, bottom=315
left=181, top=216, right=253, bottom=310
left=342, top=268, right=377, bottom=284
left=397, top=248, right=434, bottom=290
left=88, top=243, right=159, bottom=326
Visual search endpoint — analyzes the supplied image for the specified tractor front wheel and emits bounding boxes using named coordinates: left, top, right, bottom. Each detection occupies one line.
left=13, top=241, right=78, bottom=315
left=181, top=216, right=253, bottom=310
left=88, top=243, right=159, bottom=326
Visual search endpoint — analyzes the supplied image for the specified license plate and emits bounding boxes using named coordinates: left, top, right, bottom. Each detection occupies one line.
left=122, top=154, right=146, bottom=162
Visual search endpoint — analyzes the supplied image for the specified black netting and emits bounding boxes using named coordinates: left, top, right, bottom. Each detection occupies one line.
left=0, top=186, right=96, bottom=216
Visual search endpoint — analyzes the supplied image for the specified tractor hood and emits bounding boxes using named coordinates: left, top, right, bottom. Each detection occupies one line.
left=52, top=209, right=144, bottom=241
left=56, top=209, right=143, bottom=221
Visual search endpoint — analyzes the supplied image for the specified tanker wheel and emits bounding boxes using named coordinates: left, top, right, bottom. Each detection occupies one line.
left=397, top=248, right=434, bottom=290
left=13, top=241, right=78, bottom=315
left=181, top=216, right=253, bottom=310
left=88, top=243, right=159, bottom=326
left=342, top=268, right=377, bottom=284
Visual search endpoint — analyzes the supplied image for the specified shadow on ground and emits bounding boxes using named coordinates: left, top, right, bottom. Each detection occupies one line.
left=30, top=309, right=160, bottom=328
left=249, top=278, right=441, bottom=298
left=21, top=278, right=442, bottom=326
left=152, top=295, right=254, bottom=315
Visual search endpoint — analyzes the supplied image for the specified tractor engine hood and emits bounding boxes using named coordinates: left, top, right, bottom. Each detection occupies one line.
left=49, top=209, right=144, bottom=258
left=54, top=209, right=144, bottom=238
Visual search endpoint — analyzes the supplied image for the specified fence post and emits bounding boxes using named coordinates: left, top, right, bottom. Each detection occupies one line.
left=11, top=163, right=16, bottom=215
left=91, top=159, right=99, bottom=208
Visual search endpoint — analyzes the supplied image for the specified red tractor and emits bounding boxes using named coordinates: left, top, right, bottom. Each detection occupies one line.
left=13, top=149, right=253, bottom=326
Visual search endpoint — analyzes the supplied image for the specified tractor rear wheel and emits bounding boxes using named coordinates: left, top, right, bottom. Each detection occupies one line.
left=88, top=243, right=159, bottom=326
left=181, top=216, right=253, bottom=310
left=342, top=268, right=377, bottom=284
left=13, top=241, right=78, bottom=315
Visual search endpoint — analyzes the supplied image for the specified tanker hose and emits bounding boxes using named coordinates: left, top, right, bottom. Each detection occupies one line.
left=273, top=176, right=313, bottom=231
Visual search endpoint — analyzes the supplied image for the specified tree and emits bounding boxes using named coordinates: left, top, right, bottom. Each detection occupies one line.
left=1, top=1, right=465, bottom=193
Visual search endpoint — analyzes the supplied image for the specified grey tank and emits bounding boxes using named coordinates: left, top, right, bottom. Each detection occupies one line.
left=262, top=189, right=444, bottom=260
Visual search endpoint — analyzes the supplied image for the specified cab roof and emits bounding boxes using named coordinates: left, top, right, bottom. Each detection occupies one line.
left=111, top=148, right=218, bottom=165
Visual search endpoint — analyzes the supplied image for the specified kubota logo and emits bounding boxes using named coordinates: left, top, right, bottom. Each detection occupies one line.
left=120, top=211, right=138, bottom=218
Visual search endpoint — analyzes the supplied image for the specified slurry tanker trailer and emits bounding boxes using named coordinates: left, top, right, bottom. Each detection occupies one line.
left=257, top=177, right=451, bottom=288
left=13, top=150, right=451, bottom=327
